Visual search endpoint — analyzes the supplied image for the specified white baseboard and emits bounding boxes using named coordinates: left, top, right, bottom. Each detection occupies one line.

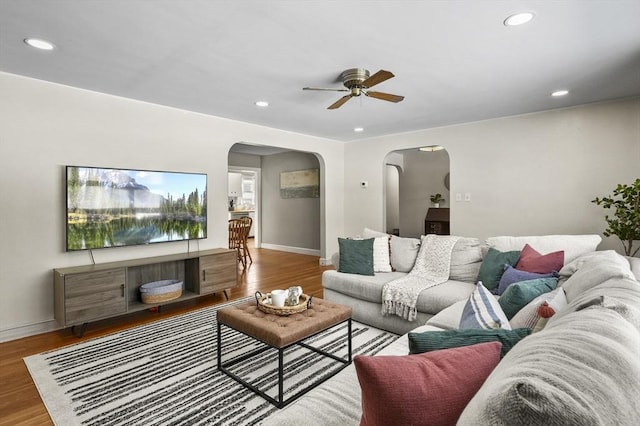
left=319, top=257, right=332, bottom=266
left=0, top=319, right=61, bottom=343
left=260, top=243, right=320, bottom=257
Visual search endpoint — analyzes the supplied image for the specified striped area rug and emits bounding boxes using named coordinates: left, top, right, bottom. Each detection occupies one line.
left=24, top=298, right=398, bottom=425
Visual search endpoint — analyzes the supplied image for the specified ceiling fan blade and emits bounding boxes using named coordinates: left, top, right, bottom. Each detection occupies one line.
left=328, top=95, right=352, bottom=110
left=361, top=70, right=394, bottom=88
left=303, top=87, right=349, bottom=92
left=365, top=91, right=404, bottom=103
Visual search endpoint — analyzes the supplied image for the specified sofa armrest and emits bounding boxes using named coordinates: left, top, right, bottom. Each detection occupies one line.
left=625, top=256, right=640, bottom=281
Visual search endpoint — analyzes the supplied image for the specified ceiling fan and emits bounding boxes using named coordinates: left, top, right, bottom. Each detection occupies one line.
left=303, top=68, right=404, bottom=110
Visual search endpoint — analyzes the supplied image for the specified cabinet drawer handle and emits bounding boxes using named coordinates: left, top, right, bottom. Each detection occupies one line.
left=202, top=271, right=206, bottom=281
left=121, top=284, right=125, bottom=297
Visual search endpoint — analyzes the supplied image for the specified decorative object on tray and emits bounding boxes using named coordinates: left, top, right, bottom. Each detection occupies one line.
left=255, top=290, right=312, bottom=315
left=287, top=286, right=303, bottom=305
left=140, top=279, right=183, bottom=304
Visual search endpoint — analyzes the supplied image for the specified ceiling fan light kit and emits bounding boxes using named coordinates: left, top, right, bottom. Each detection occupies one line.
left=303, top=68, right=404, bottom=109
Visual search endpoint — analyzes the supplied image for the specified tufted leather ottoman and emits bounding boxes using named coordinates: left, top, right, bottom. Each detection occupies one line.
left=217, top=297, right=352, bottom=408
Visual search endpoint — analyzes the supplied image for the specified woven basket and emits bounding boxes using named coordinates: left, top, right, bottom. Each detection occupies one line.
left=140, top=279, right=183, bottom=304
left=255, top=291, right=312, bottom=316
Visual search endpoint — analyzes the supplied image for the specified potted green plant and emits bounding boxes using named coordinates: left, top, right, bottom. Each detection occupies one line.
left=430, top=193, right=444, bottom=208
left=592, top=178, right=640, bottom=257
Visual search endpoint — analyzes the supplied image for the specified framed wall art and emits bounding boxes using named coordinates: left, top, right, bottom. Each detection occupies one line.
left=280, top=168, right=320, bottom=198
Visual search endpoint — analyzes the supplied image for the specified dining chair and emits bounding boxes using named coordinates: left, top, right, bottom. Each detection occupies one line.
left=229, top=217, right=253, bottom=267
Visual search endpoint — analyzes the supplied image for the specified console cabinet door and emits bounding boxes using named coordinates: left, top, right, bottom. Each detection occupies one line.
left=64, top=268, right=126, bottom=325
left=198, top=252, right=237, bottom=294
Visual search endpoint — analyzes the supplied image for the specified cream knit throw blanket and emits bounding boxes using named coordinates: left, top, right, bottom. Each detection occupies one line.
left=382, top=234, right=460, bottom=321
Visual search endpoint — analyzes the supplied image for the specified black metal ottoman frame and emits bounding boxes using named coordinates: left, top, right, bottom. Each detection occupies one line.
left=217, top=318, right=352, bottom=408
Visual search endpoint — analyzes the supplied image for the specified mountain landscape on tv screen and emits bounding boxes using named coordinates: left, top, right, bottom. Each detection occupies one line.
left=66, top=167, right=207, bottom=251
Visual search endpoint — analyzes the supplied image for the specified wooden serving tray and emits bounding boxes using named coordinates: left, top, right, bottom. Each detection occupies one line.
left=255, top=291, right=312, bottom=316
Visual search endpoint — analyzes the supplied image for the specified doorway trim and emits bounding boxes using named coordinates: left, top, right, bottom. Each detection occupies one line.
left=229, top=166, right=262, bottom=248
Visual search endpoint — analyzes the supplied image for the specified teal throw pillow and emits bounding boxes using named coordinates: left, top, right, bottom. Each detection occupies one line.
left=498, top=277, right=558, bottom=319
left=477, top=247, right=521, bottom=291
left=408, top=328, right=532, bottom=358
left=338, top=238, right=375, bottom=276
left=497, top=265, right=557, bottom=295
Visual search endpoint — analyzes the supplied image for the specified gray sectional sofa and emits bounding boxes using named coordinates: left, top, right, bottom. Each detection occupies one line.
left=323, top=232, right=601, bottom=335
left=262, top=234, right=640, bottom=425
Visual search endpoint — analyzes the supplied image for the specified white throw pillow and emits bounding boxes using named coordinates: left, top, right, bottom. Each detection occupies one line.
left=510, top=288, right=565, bottom=329
left=372, top=236, right=392, bottom=272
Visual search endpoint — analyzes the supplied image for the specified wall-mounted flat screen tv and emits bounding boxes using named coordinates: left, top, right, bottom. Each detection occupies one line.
left=66, top=166, right=207, bottom=251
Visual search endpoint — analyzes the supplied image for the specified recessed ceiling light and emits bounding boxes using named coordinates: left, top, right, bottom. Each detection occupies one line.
left=551, top=90, right=569, bottom=97
left=504, top=12, right=535, bottom=26
left=24, top=38, right=56, bottom=50
left=354, top=127, right=364, bottom=132
left=419, top=145, right=444, bottom=152
left=255, top=101, right=269, bottom=107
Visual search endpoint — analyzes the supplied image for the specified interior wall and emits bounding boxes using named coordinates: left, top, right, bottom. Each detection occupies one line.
left=0, top=72, right=344, bottom=337
left=228, top=151, right=261, bottom=168
left=385, top=165, right=400, bottom=234
left=397, top=149, right=450, bottom=237
left=261, top=151, right=321, bottom=252
left=344, top=97, right=640, bottom=251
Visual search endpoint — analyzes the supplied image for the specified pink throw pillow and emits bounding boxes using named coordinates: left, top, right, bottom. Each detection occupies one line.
left=516, top=244, right=564, bottom=274
left=354, top=342, right=502, bottom=426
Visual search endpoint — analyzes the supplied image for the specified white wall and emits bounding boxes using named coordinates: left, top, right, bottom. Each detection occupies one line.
left=2, top=70, right=637, bottom=340
left=344, top=98, right=640, bottom=250
left=0, top=72, right=344, bottom=337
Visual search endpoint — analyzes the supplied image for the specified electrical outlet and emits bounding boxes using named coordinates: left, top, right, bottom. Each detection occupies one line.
left=360, top=181, right=368, bottom=188
left=455, top=193, right=462, bottom=202
left=464, top=193, right=471, bottom=202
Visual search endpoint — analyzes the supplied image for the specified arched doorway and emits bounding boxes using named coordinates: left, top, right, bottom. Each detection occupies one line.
left=384, top=146, right=450, bottom=238
left=228, top=143, right=323, bottom=256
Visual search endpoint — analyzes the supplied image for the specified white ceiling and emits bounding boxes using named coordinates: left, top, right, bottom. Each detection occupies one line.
left=1, top=0, right=639, bottom=142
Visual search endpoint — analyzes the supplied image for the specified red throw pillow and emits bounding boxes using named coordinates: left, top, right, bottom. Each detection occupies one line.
left=516, top=244, right=564, bottom=274
left=354, top=342, right=502, bottom=426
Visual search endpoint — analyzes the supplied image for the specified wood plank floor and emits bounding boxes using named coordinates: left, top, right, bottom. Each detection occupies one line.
left=0, top=244, right=333, bottom=426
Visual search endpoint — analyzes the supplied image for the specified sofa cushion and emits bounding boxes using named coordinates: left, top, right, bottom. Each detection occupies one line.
left=338, top=237, right=374, bottom=276
left=408, top=328, right=531, bottom=358
left=458, top=306, right=640, bottom=425
left=322, top=270, right=475, bottom=315
left=322, top=270, right=406, bottom=303
left=485, top=234, right=601, bottom=264
left=558, top=250, right=636, bottom=302
left=362, top=227, right=388, bottom=238
left=515, top=243, right=564, bottom=274
left=460, top=282, right=511, bottom=330
left=426, top=299, right=467, bottom=330
left=498, top=277, right=558, bottom=319
left=355, top=342, right=502, bottom=426
left=389, top=235, right=421, bottom=272
left=477, top=247, right=521, bottom=292
left=449, top=237, right=483, bottom=282
left=497, top=265, right=556, bottom=295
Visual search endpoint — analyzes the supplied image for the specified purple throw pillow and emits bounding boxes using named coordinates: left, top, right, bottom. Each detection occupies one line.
left=496, top=264, right=557, bottom=295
